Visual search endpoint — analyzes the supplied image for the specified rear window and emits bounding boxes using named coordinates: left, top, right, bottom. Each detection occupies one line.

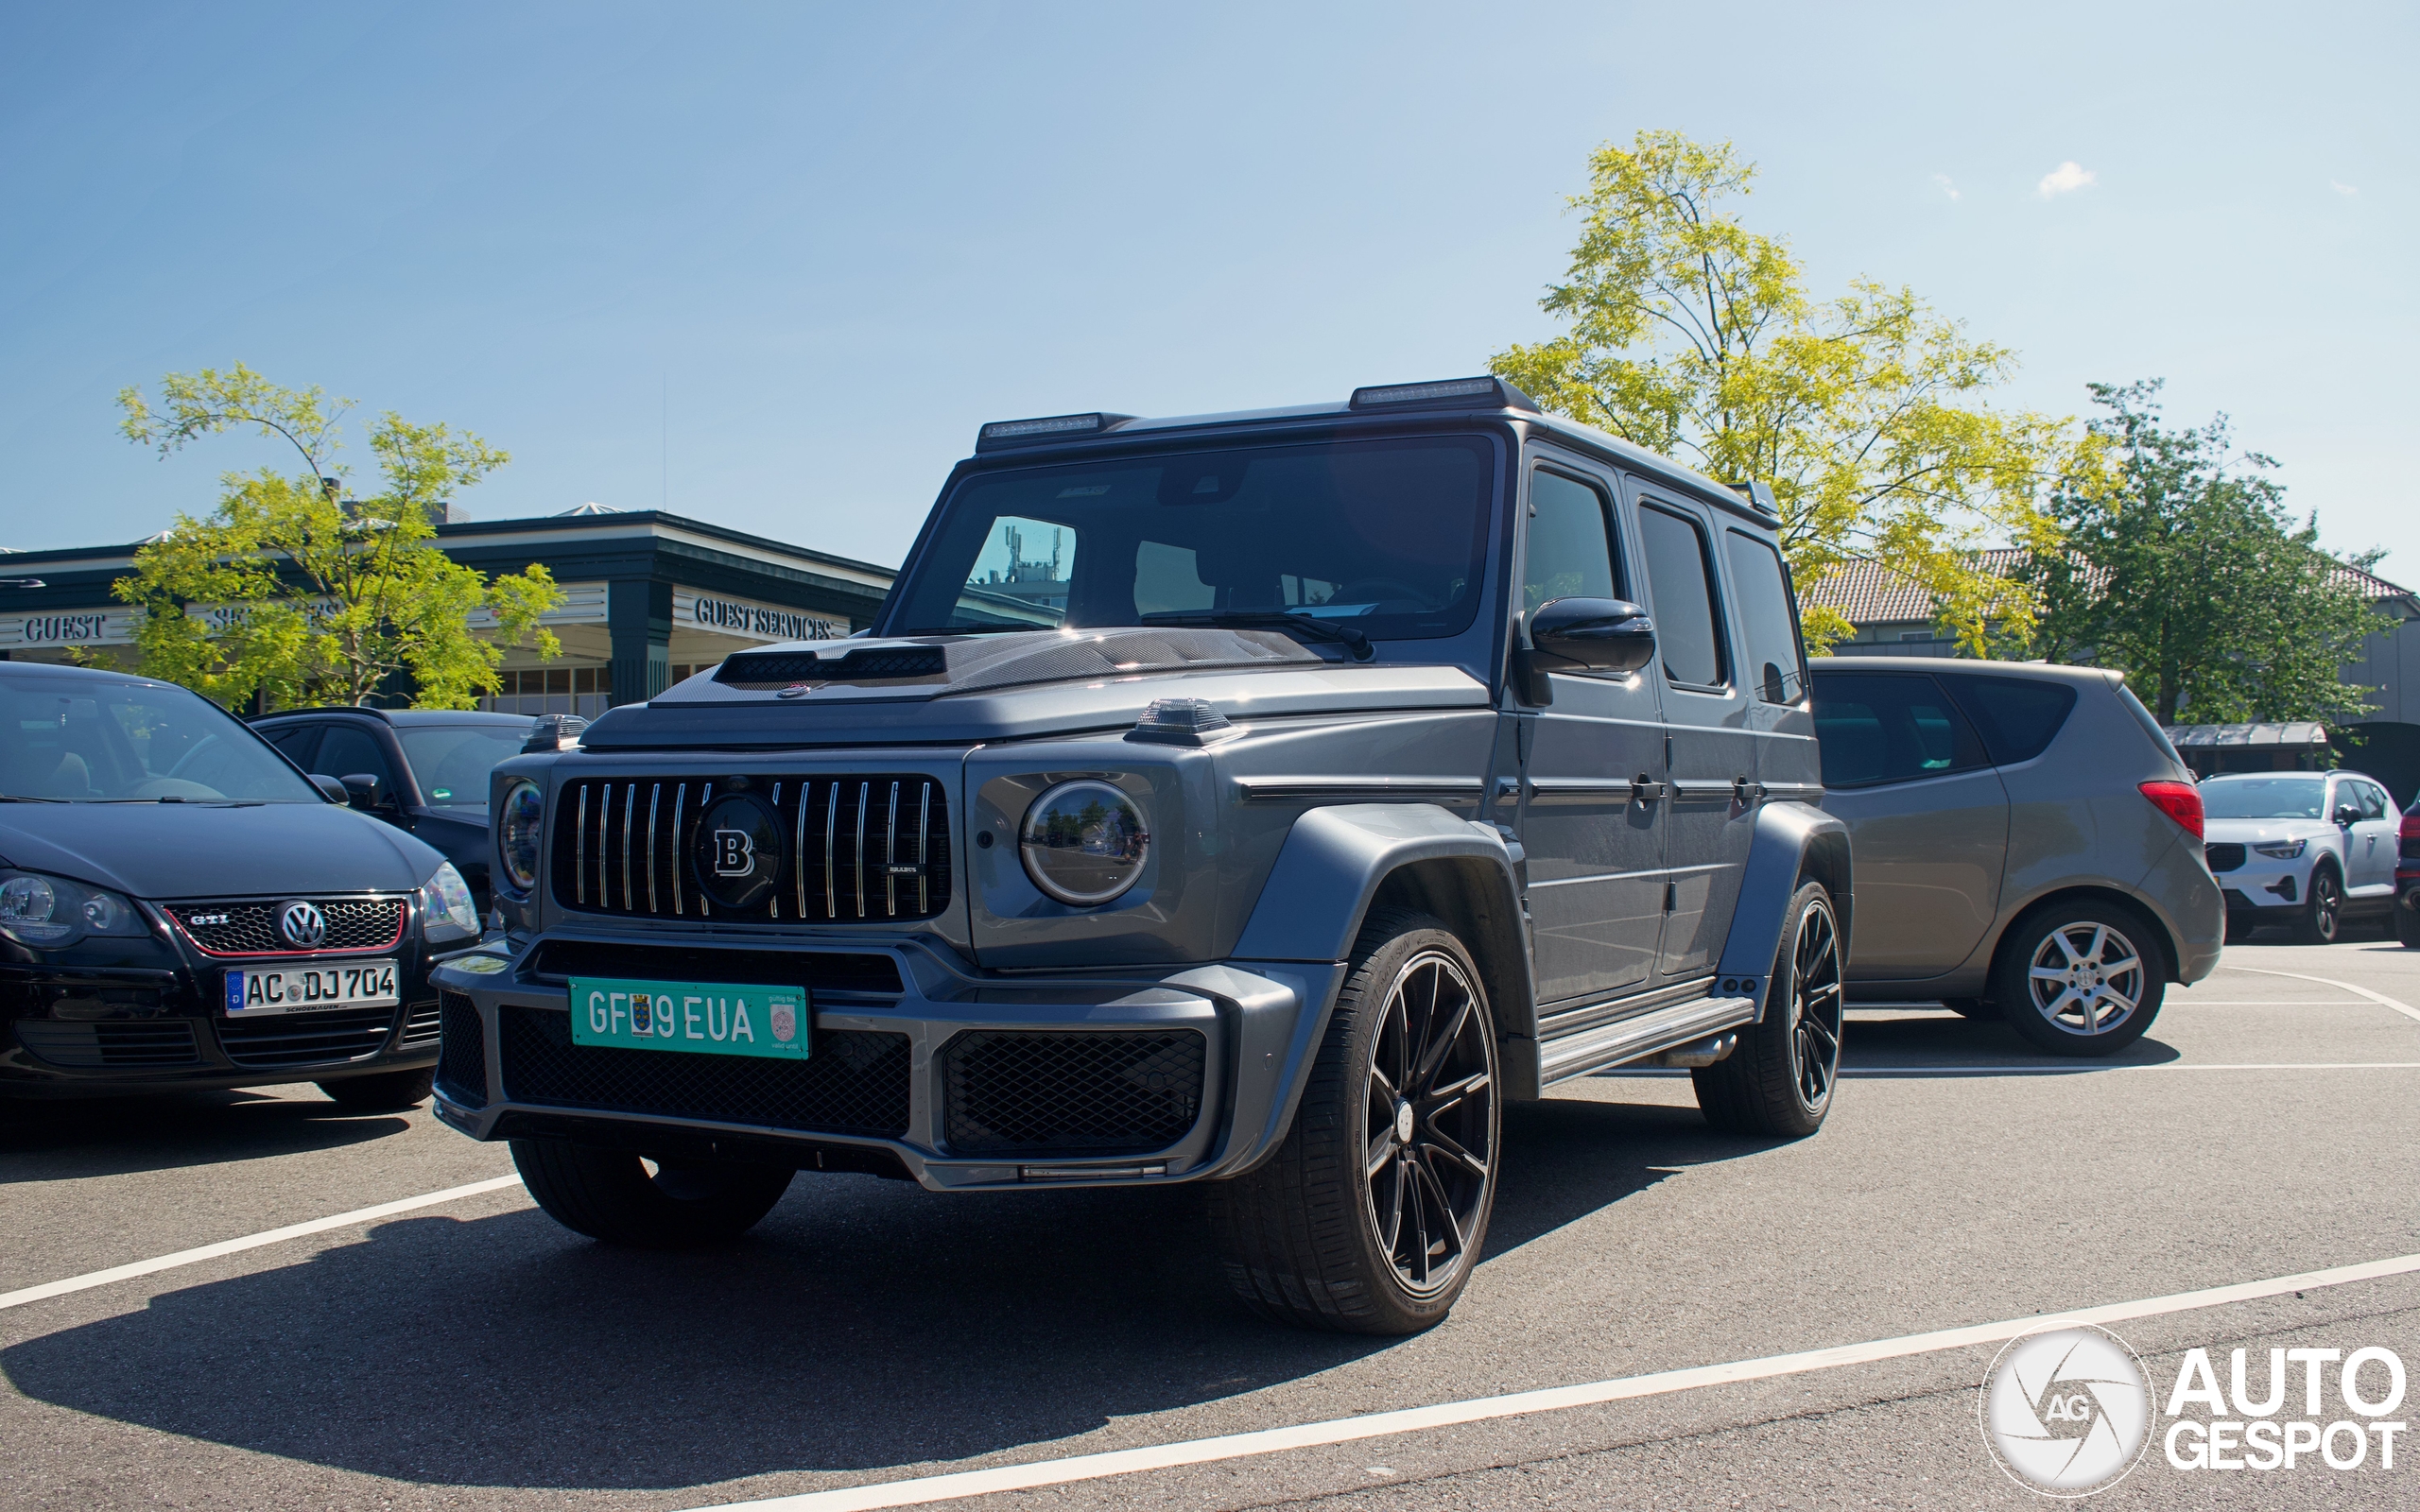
left=1941, top=675, right=2079, bottom=766
left=1809, top=672, right=1989, bottom=787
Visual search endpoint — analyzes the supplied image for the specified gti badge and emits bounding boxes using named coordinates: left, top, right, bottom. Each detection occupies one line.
left=278, top=900, right=328, bottom=950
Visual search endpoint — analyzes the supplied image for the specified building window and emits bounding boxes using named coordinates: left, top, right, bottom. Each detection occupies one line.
left=481, top=666, right=611, bottom=716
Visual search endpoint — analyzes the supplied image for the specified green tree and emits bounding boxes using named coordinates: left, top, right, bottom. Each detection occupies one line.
left=2029, top=380, right=2386, bottom=724
left=114, top=364, right=562, bottom=709
left=1492, top=130, right=2096, bottom=652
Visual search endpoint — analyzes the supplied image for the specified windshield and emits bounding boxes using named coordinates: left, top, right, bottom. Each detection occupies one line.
left=888, top=437, right=1497, bottom=641
left=0, top=675, right=322, bottom=803
left=2201, top=776, right=2327, bottom=819
left=398, top=725, right=530, bottom=809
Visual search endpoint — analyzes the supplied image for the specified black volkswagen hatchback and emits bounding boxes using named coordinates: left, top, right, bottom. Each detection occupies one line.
left=1, top=662, right=480, bottom=1106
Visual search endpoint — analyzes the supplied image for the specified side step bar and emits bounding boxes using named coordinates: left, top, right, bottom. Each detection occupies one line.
left=1536, top=993, right=1757, bottom=1088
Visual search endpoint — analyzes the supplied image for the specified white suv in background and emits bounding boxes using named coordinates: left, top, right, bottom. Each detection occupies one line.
left=2202, top=770, right=2403, bottom=943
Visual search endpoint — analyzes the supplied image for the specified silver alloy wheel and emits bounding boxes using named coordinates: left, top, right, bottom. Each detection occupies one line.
left=1791, top=897, right=1845, bottom=1108
left=2025, top=921, right=2147, bottom=1036
left=1361, top=950, right=1495, bottom=1297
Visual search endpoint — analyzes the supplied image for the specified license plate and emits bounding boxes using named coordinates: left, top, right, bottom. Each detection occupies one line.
left=224, top=960, right=400, bottom=1016
left=569, top=977, right=809, bottom=1060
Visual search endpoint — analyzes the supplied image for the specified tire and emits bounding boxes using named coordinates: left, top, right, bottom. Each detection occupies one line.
left=1694, top=881, right=1844, bottom=1138
left=1942, top=997, right=1998, bottom=1021
left=1995, top=902, right=2165, bottom=1057
left=2397, top=903, right=2420, bottom=950
left=2293, top=865, right=2343, bottom=945
left=317, top=1066, right=434, bottom=1109
left=2223, top=916, right=2256, bottom=946
left=1205, top=908, right=1500, bottom=1334
left=510, top=1138, right=794, bottom=1248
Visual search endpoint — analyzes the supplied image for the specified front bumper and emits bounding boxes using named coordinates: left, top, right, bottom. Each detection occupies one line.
left=2213, top=850, right=2309, bottom=920
left=428, top=930, right=1345, bottom=1193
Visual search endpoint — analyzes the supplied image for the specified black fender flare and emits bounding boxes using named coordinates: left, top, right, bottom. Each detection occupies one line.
left=1714, top=799, right=1852, bottom=1020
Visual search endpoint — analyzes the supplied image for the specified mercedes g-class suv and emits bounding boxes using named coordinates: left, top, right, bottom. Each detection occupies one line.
left=431, top=375, right=1852, bottom=1333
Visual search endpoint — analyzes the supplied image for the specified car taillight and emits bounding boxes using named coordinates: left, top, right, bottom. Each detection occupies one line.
left=2140, top=780, right=2204, bottom=841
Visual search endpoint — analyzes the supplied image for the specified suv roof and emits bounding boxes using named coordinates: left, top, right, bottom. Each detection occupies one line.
left=251, top=707, right=534, bottom=726
left=1807, top=655, right=2120, bottom=689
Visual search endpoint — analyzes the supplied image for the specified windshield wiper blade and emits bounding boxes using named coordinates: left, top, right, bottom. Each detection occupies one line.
left=0, top=794, right=67, bottom=802
left=1137, top=610, right=1374, bottom=661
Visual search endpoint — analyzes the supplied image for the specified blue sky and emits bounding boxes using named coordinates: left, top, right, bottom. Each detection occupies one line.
left=3, top=2, right=2412, bottom=580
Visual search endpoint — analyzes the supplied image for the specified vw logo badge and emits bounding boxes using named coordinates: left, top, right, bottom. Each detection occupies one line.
left=277, top=900, right=328, bottom=950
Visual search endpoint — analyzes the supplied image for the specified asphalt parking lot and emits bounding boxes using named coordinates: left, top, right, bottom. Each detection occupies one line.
left=7, top=932, right=2419, bottom=1511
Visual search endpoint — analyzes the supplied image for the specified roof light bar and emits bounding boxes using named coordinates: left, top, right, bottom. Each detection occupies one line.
left=974, top=411, right=1134, bottom=452
left=1347, top=375, right=1540, bottom=413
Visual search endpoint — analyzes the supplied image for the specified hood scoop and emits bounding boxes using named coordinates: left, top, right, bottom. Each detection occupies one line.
left=710, top=627, right=1322, bottom=697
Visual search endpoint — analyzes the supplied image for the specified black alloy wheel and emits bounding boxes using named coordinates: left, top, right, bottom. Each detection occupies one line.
left=1207, top=908, right=1500, bottom=1334
left=1361, top=949, right=1496, bottom=1298
left=2296, top=867, right=2342, bottom=945
left=1695, top=881, right=1843, bottom=1138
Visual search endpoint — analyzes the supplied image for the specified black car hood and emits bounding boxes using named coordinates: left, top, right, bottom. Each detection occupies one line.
left=0, top=800, right=443, bottom=901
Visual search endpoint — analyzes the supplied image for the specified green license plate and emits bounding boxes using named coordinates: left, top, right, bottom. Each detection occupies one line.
left=568, top=977, right=809, bottom=1060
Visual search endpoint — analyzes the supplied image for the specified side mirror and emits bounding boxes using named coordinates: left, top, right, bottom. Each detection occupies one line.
left=341, top=773, right=391, bottom=812
left=523, top=713, right=588, bottom=753
left=2335, top=803, right=2361, bottom=827
left=309, top=774, right=349, bottom=805
left=1513, top=598, right=1656, bottom=704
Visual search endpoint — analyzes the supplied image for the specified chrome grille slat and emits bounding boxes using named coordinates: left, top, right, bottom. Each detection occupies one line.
left=855, top=781, right=869, bottom=919
left=646, top=784, right=662, bottom=914
left=670, top=782, right=686, bottom=916
left=885, top=781, right=900, bottom=918
left=620, top=784, right=636, bottom=911
left=917, top=781, right=931, bottom=914
left=795, top=781, right=809, bottom=920
left=824, top=783, right=838, bottom=919
left=574, top=785, right=589, bottom=906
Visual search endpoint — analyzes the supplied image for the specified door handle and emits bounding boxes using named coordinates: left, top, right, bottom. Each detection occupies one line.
left=1733, top=776, right=1766, bottom=805
left=1630, top=774, right=1668, bottom=803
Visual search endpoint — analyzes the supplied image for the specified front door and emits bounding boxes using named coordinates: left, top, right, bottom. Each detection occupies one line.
left=2345, top=778, right=2398, bottom=895
left=1512, top=461, right=1668, bottom=1006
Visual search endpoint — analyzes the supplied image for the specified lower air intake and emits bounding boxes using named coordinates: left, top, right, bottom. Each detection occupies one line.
left=216, top=1006, right=399, bottom=1068
left=437, top=992, right=486, bottom=1106
left=13, top=1020, right=202, bottom=1069
left=942, top=1030, right=1205, bottom=1157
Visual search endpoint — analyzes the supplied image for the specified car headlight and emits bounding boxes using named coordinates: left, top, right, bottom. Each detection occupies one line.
left=2253, top=839, right=2308, bottom=859
left=0, top=869, right=148, bottom=947
left=420, top=862, right=482, bottom=944
left=496, top=778, right=544, bottom=897
left=1019, top=780, right=1150, bottom=906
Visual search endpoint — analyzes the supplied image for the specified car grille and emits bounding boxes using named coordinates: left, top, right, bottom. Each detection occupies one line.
left=552, top=775, right=949, bottom=925
left=436, top=991, right=486, bottom=1106
left=496, top=1005, right=910, bottom=1137
left=526, top=941, right=905, bottom=997
left=2204, top=843, right=2246, bottom=873
left=398, top=999, right=441, bottom=1048
left=216, top=1006, right=399, bottom=1068
left=14, top=1020, right=202, bottom=1069
left=942, top=1030, right=1206, bottom=1157
left=166, top=898, right=407, bottom=956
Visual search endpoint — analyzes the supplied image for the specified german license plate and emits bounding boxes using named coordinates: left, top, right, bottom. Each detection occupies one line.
left=568, top=977, right=809, bottom=1060
left=224, top=959, right=400, bottom=1016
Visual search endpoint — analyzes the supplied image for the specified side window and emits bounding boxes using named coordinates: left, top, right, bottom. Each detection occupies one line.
left=2356, top=781, right=2389, bottom=819
left=1940, top=675, right=2079, bottom=766
left=1636, top=503, right=1727, bottom=688
left=264, top=724, right=320, bottom=765
left=1809, top=672, right=1989, bottom=787
left=1521, top=471, right=1619, bottom=614
left=1723, top=529, right=1804, bottom=705
left=310, top=725, right=399, bottom=795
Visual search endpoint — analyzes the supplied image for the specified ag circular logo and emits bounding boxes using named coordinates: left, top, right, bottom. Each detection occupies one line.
left=693, top=791, right=785, bottom=911
left=1979, top=1324, right=2152, bottom=1496
left=277, top=900, right=327, bottom=950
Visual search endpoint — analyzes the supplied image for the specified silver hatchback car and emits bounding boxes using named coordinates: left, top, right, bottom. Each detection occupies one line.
left=1808, top=657, right=2224, bottom=1056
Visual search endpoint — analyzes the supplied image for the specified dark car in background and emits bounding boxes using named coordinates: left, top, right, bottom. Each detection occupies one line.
left=251, top=708, right=539, bottom=913
left=2, top=662, right=482, bottom=1106
left=1808, top=657, right=2222, bottom=1057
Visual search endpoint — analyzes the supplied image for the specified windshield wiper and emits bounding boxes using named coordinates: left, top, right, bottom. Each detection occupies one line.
left=1137, top=610, right=1374, bottom=661
left=0, top=794, right=68, bottom=802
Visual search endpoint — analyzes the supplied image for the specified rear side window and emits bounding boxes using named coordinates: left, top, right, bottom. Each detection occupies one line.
left=2107, top=682, right=2182, bottom=767
left=1942, top=675, right=2079, bottom=766
left=1810, top=672, right=1989, bottom=787
left=1723, top=529, right=1804, bottom=705
left=1637, top=504, right=1726, bottom=688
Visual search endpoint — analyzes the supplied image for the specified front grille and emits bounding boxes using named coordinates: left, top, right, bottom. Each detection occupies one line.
left=216, top=1006, right=399, bottom=1068
left=399, top=999, right=441, bottom=1047
left=437, top=992, right=486, bottom=1105
left=942, top=1030, right=1205, bottom=1157
left=552, top=775, right=949, bottom=924
left=497, top=1005, right=910, bottom=1137
left=2204, top=843, right=2246, bottom=873
left=14, top=1020, right=202, bottom=1069
left=527, top=941, right=905, bottom=997
left=166, top=898, right=406, bottom=956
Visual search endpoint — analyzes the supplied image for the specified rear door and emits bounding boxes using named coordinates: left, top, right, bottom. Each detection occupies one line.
left=1812, top=670, right=2010, bottom=981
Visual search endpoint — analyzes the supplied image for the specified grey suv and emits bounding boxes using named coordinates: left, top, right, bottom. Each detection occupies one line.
left=433, top=375, right=1853, bottom=1333
left=1808, top=658, right=2222, bottom=1056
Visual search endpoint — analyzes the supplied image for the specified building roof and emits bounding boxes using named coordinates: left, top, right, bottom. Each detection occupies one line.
left=1803, top=549, right=2413, bottom=627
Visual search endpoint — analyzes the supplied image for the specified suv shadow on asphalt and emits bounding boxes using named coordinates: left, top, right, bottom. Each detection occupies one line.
left=0, top=1097, right=1771, bottom=1493
left=0, top=1092, right=412, bottom=1184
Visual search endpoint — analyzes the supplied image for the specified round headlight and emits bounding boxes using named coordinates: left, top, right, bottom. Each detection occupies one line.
left=1019, top=780, right=1150, bottom=906
left=0, top=874, right=70, bottom=942
left=497, top=779, right=544, bottom=896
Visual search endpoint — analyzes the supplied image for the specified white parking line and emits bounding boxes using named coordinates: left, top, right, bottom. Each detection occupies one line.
left=684, top=1251, right=2420, bottom=1512
left=0, top=1174, right=525, bottom=1313
left=2219, top=965, right=2420, bottom=1024
left=1843, top=1061, right=2420, bottom=1075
